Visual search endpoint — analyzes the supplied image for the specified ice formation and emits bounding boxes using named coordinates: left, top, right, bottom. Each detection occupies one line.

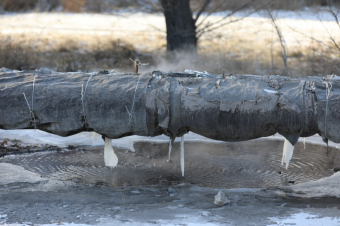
left=104, top=137, right=118, bottom=168
left=180, top=136, right=185, bottom=177
left=281, top=138, right=295, bottom=169
left=93, top=132, right=98, bottom=142
left=168, top=137, right=173, bottom=161
left=303, top=137, right=306, bottom=150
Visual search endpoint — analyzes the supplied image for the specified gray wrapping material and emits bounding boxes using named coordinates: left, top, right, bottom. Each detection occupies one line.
left=0, top=69, right=339, bottom=144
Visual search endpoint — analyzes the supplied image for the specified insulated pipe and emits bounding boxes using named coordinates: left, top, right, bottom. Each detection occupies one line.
left=0, top=70, right=339, bottom=145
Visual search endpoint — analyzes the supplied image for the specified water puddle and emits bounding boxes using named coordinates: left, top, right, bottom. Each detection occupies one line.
left=1, top=139, right=339, bottom=188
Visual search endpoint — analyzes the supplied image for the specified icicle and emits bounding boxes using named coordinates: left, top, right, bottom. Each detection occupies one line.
left=281, top=138, right=295, bottom=170
left=104, top=137, right=118, bottom=168
left=180, top=135, right=185, bottom=177
left=303, top=137, right=306, bottom=150
left=168, top=137, right=173, bottom=161
left=93, top=132, right=98, bottom=142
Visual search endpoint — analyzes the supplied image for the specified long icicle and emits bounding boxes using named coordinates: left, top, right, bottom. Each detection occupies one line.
left=281, top=138, right=295, bottom=170
left=303, top=137, right=306, bottom=150
left=104, top=137, right=118, bottom=168
left=180, top=135, right=185, bottom=177
left=168, top=137, right=173, bottom=161
left=93, top=132, right=98, bottom=142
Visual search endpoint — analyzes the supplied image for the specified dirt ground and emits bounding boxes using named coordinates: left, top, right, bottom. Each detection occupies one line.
left=0, top=162, right=340, bottom=226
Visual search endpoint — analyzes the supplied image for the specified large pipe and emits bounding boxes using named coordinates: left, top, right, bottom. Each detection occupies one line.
left=0, top=69, right=339, bottom=147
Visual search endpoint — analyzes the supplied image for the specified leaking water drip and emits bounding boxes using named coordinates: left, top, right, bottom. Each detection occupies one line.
left=282, top=139, right=295, bottom=170
left=303, top=138, right=306, bottom=150
left=104, top=137, right=118, bottom=168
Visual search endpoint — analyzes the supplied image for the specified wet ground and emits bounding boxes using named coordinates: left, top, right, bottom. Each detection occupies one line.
left=0, top=130, right=340, bottom=225
left=1, top=181, right=340, bottom=226
left=1, top=139, right=339, bottom=189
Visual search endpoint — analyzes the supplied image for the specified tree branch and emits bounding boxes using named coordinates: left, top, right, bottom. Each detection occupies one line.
left=267, top=7, right=288, bottom=75
left=196, top=0, right=256, bottom=34
left=194, top=0, right=211, bottom=23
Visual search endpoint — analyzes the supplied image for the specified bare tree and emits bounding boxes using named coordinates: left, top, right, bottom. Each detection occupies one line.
left=148, top=0, right=262, bottom=55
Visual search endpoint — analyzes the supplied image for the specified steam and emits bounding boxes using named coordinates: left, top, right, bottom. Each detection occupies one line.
left=139, top=49, right=203, bottom=74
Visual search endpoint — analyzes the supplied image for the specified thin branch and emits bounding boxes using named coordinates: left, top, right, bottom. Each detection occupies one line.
left=194, top=0, right=212, bottom=23
left=197, top=15, right=249, bottom=38
left=312, top=4, right=340, bottom=53
left=326, top=0, right=340, bottom=30
left=286, top=23, right=334, bottom=50
left=195, top=1, right=225, bottom=28
left=318, top=15, right=340, bottom=52
left=196, top=0, right=275, bottom=37
left=196, top=0, right=256, bottom=33
left=267, top=7, right=288, bottom=75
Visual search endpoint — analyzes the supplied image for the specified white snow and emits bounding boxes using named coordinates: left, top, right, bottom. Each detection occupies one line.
left=281, top=138, right=295, bottom=169
left=103, top=137, right=118, bottom=168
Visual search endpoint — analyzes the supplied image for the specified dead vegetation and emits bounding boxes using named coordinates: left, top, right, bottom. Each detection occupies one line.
left=0, top=34, right=153, bottom=72
left=1, top=29, right=340, bottom=76
left=1, top=1, right=340, bottom=76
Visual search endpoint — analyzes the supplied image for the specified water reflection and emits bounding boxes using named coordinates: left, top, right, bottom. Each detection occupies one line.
left=1, top=139, right=339, bottom=188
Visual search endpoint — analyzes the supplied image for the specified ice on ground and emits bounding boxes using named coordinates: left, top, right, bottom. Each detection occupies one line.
left=0, top=163, right=45, bottom=185
left=277, top=172, right=340, bottom=198
left=104, top=137, right=118, bottom=168
left=281, top=139, right=295, bottom=169
left=268, top=211, right=340, bottom=226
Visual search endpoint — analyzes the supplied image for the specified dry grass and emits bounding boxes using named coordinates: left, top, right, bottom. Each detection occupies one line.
left=1, top=11, right=340, bottom=76
left=1, top=30, right=339, bottom=76
left=0, top=33, right=153, bottom=72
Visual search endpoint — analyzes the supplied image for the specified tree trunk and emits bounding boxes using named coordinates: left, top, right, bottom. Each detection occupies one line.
left=160, top=0, right=197, bottom=54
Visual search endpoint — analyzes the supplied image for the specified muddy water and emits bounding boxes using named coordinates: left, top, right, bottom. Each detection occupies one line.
left=1, top=139, right=339, bottom=189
